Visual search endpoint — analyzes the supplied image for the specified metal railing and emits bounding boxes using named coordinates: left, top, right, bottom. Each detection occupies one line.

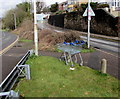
left=0, top=50, right=34, bottom=98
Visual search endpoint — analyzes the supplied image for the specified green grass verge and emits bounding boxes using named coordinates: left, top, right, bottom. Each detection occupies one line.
left=55, top=47, right=95, bottom=53
left=0, top=29, right=9, bottom=32
left=19, top=38, right=33, bottom=43
left=15, top=56, right=119, bottom=97
left=80, top=48, right=95, bottom=53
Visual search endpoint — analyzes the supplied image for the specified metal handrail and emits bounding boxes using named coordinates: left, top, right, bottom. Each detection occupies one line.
left=0, top=50, right=34, bottom=92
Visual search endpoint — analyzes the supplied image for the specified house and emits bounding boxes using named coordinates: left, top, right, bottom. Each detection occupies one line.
left=66, top=0, right=120, bottom=12
left=92, top=0, right=120, bottom=10
left=67, top=0, right=92, bottom=12
left=58, top=1, right=68, bottom=11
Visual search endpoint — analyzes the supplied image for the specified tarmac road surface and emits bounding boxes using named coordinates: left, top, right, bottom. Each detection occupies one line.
left=0, top=31, right=18, bottom=50
left=0, top=31, right=18, bottom=83
left=80, top=36, right=119, bottom=57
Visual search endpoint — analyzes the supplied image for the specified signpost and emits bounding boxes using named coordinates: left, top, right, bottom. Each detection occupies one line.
left=83, top=0, right=95, bottom=48
left=34, top=0, right=38, bottom=56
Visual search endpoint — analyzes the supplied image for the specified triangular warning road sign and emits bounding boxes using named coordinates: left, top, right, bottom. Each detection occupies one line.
left=83, top=6, right=95, bottom=16
left=83, top=7, right=88, bottom=16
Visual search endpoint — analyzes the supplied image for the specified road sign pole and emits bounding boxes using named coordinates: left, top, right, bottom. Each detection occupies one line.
left=88, top=19, right=90, bottom=48
left=83, top=0, right=95, bottom=49
left=34, top=0, right=38, bottom=56
left=87, top=0, right=91, bottom=49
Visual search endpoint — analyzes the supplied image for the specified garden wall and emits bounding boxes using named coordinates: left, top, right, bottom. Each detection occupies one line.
left=48, top=9, right=119, bottom=37
left=48, top=14, right=65, bottom=28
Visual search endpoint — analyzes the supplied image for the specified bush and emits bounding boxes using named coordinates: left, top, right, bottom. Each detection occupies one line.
left=50, top=3, right=58, bottom=12
left=2, top=9, right=16, bottom=30
left=81, top=2, right=98, bottom=11
left=97, top=4, right=109, bottom=8
left=54, top=10, right=64, bottom=15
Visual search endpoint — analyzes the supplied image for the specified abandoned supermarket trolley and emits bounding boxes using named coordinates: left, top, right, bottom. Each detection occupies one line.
left=57, top=40, right=85, bottom=70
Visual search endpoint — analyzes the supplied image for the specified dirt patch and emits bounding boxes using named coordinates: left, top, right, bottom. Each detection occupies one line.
left=12, top=18, right=34, bottom=40
left=38, top=29, right=82, bottom=51
left=12, top=19, right=82, bottom=51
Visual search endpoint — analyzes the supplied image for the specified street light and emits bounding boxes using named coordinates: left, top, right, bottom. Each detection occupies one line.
left=13, top=13, right=17, bottom=29
left=34, top=0, right=38, bottom=56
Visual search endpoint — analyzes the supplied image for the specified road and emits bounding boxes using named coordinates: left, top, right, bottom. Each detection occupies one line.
left=0, top=31, right=18, bottom=54
left=80, top=36, right=119, bottom=57
left=0, top=31, right=18, bottom=83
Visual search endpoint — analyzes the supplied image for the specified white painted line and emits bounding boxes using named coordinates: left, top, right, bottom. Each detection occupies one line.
left=94, top=48, right=119, bottom=58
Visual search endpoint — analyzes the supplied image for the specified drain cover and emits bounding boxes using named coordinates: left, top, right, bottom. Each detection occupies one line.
left=94, top=47, right=100, bottom=49
left=13, top=45, right=22, bottom=47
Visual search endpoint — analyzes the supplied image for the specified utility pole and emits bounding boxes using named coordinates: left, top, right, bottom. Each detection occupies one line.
left=13, top=13, right=17, bottom=29
left=34, top=0, right=38, bottom=56
left=87, top=0, right=91, bottom=49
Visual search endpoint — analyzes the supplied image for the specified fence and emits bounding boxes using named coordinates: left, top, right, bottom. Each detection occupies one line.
left=0, top=50, right=34, bottom=98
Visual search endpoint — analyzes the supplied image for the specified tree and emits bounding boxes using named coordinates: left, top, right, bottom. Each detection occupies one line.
left=36, top=1, right=46, bottom=13
left=2, top=9, right=15, bottom=29
left=2, top=2, right=31, bottom=30
left=17, top=2, right=30, bottom=12
left=42, top=7, right=50, bottom=13
left=50, top=3, right=58, bottom=12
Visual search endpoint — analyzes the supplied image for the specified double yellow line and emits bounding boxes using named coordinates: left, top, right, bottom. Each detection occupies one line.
left=0, top=36, right=19, bottom=56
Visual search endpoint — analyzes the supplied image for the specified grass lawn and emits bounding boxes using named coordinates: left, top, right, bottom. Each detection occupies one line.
left=15, top=56, right=119, bottom=97
left=19, top=38, right=33, bottom=43
left=80, top=48, right=95, bottom=53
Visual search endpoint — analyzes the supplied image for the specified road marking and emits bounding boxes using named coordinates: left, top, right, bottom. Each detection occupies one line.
left=94, top=48, right=119, bottom=58
left=0, top=36, right=19, bottom=56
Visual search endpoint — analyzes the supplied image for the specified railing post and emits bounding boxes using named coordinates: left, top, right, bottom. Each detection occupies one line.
left=0, top=87, right=2, bottom=99
left=29, top=50, right=34, bottom=56
left=18, top=65, right=31, bottom=80
left=9, top=90, right=19, bottom=98
left=25, top=65, right=31, bottom=80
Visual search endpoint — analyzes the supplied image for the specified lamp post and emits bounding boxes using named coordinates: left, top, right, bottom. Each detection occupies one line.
left=13, top=13, right=17, bottom=29
left=34, top=0, right=38, bottom=56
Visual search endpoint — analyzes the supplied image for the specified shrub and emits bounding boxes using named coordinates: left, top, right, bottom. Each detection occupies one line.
left=97, top=4, right=109, bottom=8
left=50, top=3, right=58, bottom=12
left=81, top=2, right=98, bottom=11
left=54, top=10, right=64, bottom=15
